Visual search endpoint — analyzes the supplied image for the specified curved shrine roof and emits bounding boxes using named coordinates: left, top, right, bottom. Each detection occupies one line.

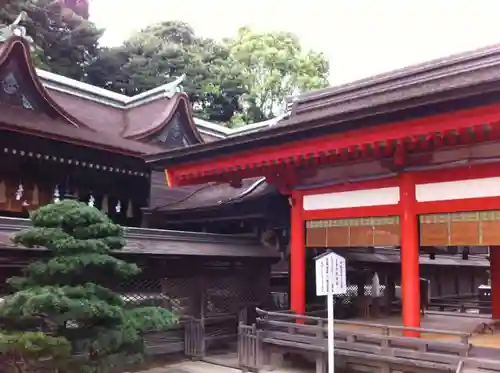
left=0, top=36, right=280, bottom=159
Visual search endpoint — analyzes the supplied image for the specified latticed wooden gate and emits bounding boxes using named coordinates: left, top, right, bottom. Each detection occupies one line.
left=184, top=318, right=204, bottom=359
left=238, top=323, right=259, bottom=372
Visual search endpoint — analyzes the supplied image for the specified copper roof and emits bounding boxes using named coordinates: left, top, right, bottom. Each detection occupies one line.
left=122, top=92, right=203, bottom=142
left=0, top=217, right=279, bottom=258
left=0, top=35, right=286, bottom=159
left=0, top=104, right=162, bottom=155
left=0, top=37, right=196, bottom=156
left=38, top=69, right=284, bottom=140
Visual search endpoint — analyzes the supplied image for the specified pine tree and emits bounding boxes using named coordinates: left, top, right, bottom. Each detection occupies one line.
left=0, top=200, right=176, bottom=373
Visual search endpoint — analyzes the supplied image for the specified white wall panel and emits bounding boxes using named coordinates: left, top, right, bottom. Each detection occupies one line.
left=416, top=177, right=500, bottom=202
left=303, top=187, right=400, bottom=211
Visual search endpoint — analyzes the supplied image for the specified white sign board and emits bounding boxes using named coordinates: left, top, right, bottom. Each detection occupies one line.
left=315, top=252, right=347, bottom=296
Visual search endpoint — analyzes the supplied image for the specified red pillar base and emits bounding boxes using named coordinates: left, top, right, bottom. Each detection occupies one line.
left=491, top=246, right=500, bottom=319
left=400, top=174, right=420, bottom=337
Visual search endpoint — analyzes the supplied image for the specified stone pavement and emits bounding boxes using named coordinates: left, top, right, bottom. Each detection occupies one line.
left=140, top=360, right=312, bottom=373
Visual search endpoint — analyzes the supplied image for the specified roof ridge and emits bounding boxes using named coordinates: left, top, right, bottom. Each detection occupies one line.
left=37, top=68, right=284, bottom=137
left=296, top=42, right=500, bottom=104
left=37, top=69, right=184, bottom=106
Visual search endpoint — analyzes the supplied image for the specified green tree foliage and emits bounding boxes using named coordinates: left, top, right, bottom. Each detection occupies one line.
left=0, top=0, right=102, bottom=80
left=227, top=27, right=329, bottom=125
left=85, top=21, right=246, bottom=123
left=0, top=200, right=176, bottom=373
left=85, top=22, right=330, bottom=126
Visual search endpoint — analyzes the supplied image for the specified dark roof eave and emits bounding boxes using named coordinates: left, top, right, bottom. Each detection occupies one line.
left=144, top=46, right=500, bottom=168
left=0, top=217, right=278, bottom=259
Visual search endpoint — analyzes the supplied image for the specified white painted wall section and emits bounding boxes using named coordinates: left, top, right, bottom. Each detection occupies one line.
left=416, top=177, right=500, bottom=202
left=303, top=187, right=400, bottom=211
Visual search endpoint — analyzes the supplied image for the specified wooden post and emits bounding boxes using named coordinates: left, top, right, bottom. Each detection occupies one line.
left=490, top=246, right=500, bottom=319
left=290, top=191, right=306, bottom=315
left=400, top=173, right=421, bottom=337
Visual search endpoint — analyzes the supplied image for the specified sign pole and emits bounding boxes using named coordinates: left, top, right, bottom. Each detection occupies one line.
left=327, top=260, right=335, bottom=373
left=314, top=251, right=346, bottom=373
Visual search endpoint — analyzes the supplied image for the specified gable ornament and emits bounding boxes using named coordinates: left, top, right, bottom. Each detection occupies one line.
left=0, top=12, right=31, bottom=43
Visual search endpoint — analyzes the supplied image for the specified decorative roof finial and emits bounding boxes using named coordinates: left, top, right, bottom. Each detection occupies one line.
left=12, top=12, right=26, bottom=27
left=0, top=12, right=32, bottom=43
left=163, top=73, right=186, bottom=98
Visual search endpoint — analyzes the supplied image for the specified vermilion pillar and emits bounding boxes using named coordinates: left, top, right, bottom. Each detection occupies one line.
left=290, top=191, right=306, bottom=315
left=400, top=173, right=421, bottom=336
left=491, top=247, right=500, bottom=319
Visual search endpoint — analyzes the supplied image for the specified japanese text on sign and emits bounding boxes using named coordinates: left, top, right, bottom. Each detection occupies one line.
left=315, top=252, right=347, bottom=296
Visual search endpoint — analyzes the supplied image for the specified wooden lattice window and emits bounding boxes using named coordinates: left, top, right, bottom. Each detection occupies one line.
left=306, top=216, right=400, bottom=248
left=420, top=210, right=500, bottom=246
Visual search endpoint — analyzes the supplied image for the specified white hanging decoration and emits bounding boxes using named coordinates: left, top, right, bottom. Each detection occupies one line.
left=53, top=186, right=60, bottom=203
left=115, top=200, right=122, bottom=213
left=372, top=272, right=381, bottom=298
left=15, top=183, right=24, bottom=201
left=126, top=199, right=134, bottom=218
left=88, top=194, right=95, bottom=207
left=32, top=184, right=39, bottom=205
left=101, top=195, right=109, bottom=214
left=0, top=181, right=7, bottom=203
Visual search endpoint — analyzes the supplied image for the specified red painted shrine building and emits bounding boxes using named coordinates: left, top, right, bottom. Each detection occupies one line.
left=147, top=44, right=500, bottom=332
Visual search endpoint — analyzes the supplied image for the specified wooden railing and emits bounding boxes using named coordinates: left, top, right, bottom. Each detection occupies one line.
left=258, top=308, right=471, bottom=342
left=428, top=300, right=491, bottom=314
left=237, top=308, right=475, bottom=373
left=463, top=358, right=500, bottom=372
left=144, top=322, right=186, bottom=355
left=428, top=296, right=491, bottom=314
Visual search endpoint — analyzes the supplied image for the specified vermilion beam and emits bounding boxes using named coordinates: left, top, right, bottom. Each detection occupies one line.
left=165, top=104, right=500, bottom=186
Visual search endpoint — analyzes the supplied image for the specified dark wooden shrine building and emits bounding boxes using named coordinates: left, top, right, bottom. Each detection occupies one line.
left=0, top=21, right=281, bottom=341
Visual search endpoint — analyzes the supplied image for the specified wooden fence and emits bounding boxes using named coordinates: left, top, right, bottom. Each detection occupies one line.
left=428, top=294, right=491, bottom=314
left=238, top=324, right=259, bottom=372
left=145, top=313, right=238, bottom=359
left=237, top=308, right=500, bottom=373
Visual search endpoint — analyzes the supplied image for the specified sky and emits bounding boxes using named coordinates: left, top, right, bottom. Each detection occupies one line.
left=90, top=0, right=500, bottom=85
